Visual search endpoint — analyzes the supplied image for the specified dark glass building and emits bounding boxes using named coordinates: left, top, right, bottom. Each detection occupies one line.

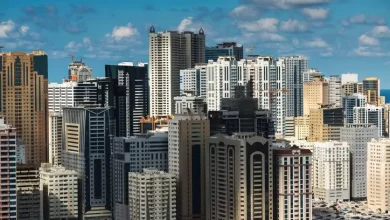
left=205, top=42, right=243, bottom=62
left=104, top=63, right=149, bottom=137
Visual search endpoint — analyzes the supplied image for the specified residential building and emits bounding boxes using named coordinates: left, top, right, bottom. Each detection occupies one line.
left=48, top=112, right=62, bottom=166
left=128, top=169, right=176, bottom=220
left=16, top=165, right=40, bottom=220
left=341, top=124, right=378, bottom=200
left=303, top=74, right=328, bottom=116
left=206, top=133, right=275, bottom=220
left=0, top=51, right=48, bottom=164
left=342, top=94, right=366, bottom=124
left=174, top=93, right=205, bottom=114
left=39, top=163, right=78, bottom=220
left=295, top=116, right=310, bottom=140
left=309, top=107, right=344, bottom=142
left=62, top=106, right=114, bottom=219
left=149, top=27, right=205, bottom=116
left=68, top=59, right=93, bottom=82
left=342, top=82, right=363, bottom=96
left=367, top=138, right=390, bottom=212
left=205, top=42, right=243, bottom=61
left=208, top=97, right=275, bottom=139
left=0, top=118, right=17, bottom=220
left=112, top=130, right=169, bottom=220
left=105, top=62, right=149, bottom=136
left=279, top=56, right=308, bottom=118
left=180, top=64, right=207, bottom=97
left=353, top=105, right=385, bottom=137
left=313, top=141, right=350, bottom=203
left=341, top=73, right=358, bottom=85
left=328, top=75, right=342, bottom=108
left=363, top=77, right=380, bottom=106
left=285, top=116, right=295, bottom=138
left=303, top=68, right=322, bottom=82
left=168, top=112, right=209, bottom=220
left=273, top=146, right=313, bottom=220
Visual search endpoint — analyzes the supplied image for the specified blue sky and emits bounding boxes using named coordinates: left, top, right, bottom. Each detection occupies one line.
left=2, top=0, right=390, bottom=87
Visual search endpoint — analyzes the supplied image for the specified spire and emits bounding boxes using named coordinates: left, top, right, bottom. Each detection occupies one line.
left=150, top=25, right=155, bottom=33
left=199, top=27, right=204, bottom=35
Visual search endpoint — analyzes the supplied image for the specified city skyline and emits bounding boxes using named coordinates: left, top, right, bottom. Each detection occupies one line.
left=1, top=0, right=390, bottom=85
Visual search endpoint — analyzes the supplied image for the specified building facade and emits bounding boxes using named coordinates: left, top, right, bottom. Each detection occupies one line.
left=48, top=112, right=62, bottom=166
left=363, top=77, right=380, bottom=106
left=0, top=51, right=48, bottom=164
left=128, top=169, right=176, bottom=220
left=303, top=75, right=328, bottom=116
left=112, top=131, right=169, bottom=220
left=342, top=94, right=366, bottom=124
left=16, top=165, right=40, bottom=220
left=205, top=42, right=243, bottom=62
left=174, top=93, right=205, bottom=115
left=313, top=141, right=350, bottom=203
left=341, top=73, right=358, bottom=85
left=168, top=112, right=209, bottom=220
left=149, top=27, right=205, bottom=116
left=39, top=163, right=78, bottom=220
left=353, top=105, right=385, bottom=137
left=179, top=64, right=207, bottom=97
left=68, top=59, right=93, bottom=82
left=303, top=68, right=321, bottom=82
left=309, top=108, right=344, bottom=142
left=62, top=106, right=114, bottom=219
left=341, top=124, right=378, bottom=200
left=0, top=118, right=17, bottom=220
left=328, top=75, right=342, bottom=108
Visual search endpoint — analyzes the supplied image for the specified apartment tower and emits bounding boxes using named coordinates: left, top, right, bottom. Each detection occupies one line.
left=303, top=74, right=328, bottom=116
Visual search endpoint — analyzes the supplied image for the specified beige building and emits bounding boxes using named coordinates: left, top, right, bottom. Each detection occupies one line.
left=303, top=75, right=328, bottom=116
left=309, top=108, right=344, bottom=142
left=48, top=112, right=62, bottom=166
left=168, top=112, right=209, bottom=220
left=295, top=116, right=310, bottom=140
left=0, top=51, right=48, bottom=165
left=341, top=82, right=363, bottom=96
left=367, top=138, right=390, bottom=212
left=363, top=77, right=380, bottom=106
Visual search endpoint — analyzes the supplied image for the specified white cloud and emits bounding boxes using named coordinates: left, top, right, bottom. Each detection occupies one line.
left=372, top=25, right=390, bottom=38
left=105, top=23, right=139, bottom=41
left=0, top=20, right=15, bottom=38
left=353, top=46, right=390, bottom=57
left=259, top=32, right=286, bottom=41
left=320, top=47, right=333, bottom=57
left=304, top=38, right=328, bottom=48
left=177, top=17, right=194, bottom=32
left=230, top=5, right=259, bottom=19
left=280, top=19, right=308, bottom=32
left=238, top=18, right=279, bottom=32
left=176, top=17, right=210, bottom=34
left=301, top=8, right=329, bottom=20
left=19, top=25, right=30, bottom=34
left=359, top=34, right=379, bottom=46
left=249, top=0, right=331, bottom=9
left=342, top=14, right=385, bottom=27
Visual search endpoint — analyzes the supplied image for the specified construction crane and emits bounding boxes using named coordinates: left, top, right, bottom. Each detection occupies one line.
left=248, top=45, right=255, bottom=56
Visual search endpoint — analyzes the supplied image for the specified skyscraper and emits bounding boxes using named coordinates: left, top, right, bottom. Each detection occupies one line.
left=303, top=75, right=328, bottom=116
left=168, top=112, right=209, bottom=220
left=62, top=106, right=114, bottom=219
left=303, top=68, right=322, bottom=82
left=48, top=112, right=62, bottom=166
left=68, top=59, right=92, bottom=82
left=328, top=75, right=342, bottom=108
left=0, top=118, right=17, bottom=220
left=149, top=27, right=205, bottom=116
left=205, top=42, right=243, bottom=62
left=180, top=64, right=207, bottom=97
left=341, top=124, right=378, bottom=200
left=280, top=56, right=308, bottom=117
left=0, top=51, right=48, bottom=164
left=16, top=164, right=40, bottom=220
left=105, top=62, right=149, bottom=136
left=363, top=77, right=380, bottom=106
left=353, top=105, right=385, bottom=137
left=342, top=94, right=366, bottom=124
left=309, top=107, right=344, bottom=142
left=341, top=73, right=358, bottom=85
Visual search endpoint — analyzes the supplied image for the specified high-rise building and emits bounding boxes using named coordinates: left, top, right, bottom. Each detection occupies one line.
left=16, top=165, right=40, bottom=220
left=174, top=93, right=205, bottom=115
left=68, top=59, right=93, bottom=82
left=341, top=123, right=378, bottom=200
left=303, top=68, right=322, bottom=82
left=206, top=133, right=275, bottom=220
left=105, top=62, right=149, bottom=136
left=168, top=112, right=209, bottom=220
left=309, top=107, right=344, bottom=142
left=295, top=116, right=310, bottom=140
left=62, top=106, right=114, bottom=219
left=279, top=56, right=308, bottom=117
left=39, top=163, right=78, bottom=220
left=208, top=97, right=275, bottom=139
left=16, top=140, right=26, bottom=164
left=303, top=75, right=328, bottom=116
left=0, top=118, right=17, bottom=220
left=341, top=73, right=358, bottom=85
left=180, top=64, right=207, bottom=97
left=363, top=77, right=380, bottom=106
left=128, top=168, right=176, bottom=220
left=313, top=141, right=350, bottom=203
left=284, top=116, right=295, bottom=138
left=342, top=82, right=363, bottom=96
left=48, top=80, right=98, bottom=112
left=0, top=51, right=48, bottom=164
left=205, top=42, right=243, bottom=62
left=328, top=75, right=342, bottom=108
left=112, top=131, right=169, bottom=220
left=342, top=94, right=366, bottom=124
left=273, top=146, right=313, bottom=220
left=48, top=112, right=62, bottom=166
left=353, top=105, right=385, bottom=137
left=367, top=138, right=390, bottom=212
left=149, top=27, right=205, bottom=116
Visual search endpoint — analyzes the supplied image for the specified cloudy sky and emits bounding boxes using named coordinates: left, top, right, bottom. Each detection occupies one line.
left=1, top=0, right=390, bottom=85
